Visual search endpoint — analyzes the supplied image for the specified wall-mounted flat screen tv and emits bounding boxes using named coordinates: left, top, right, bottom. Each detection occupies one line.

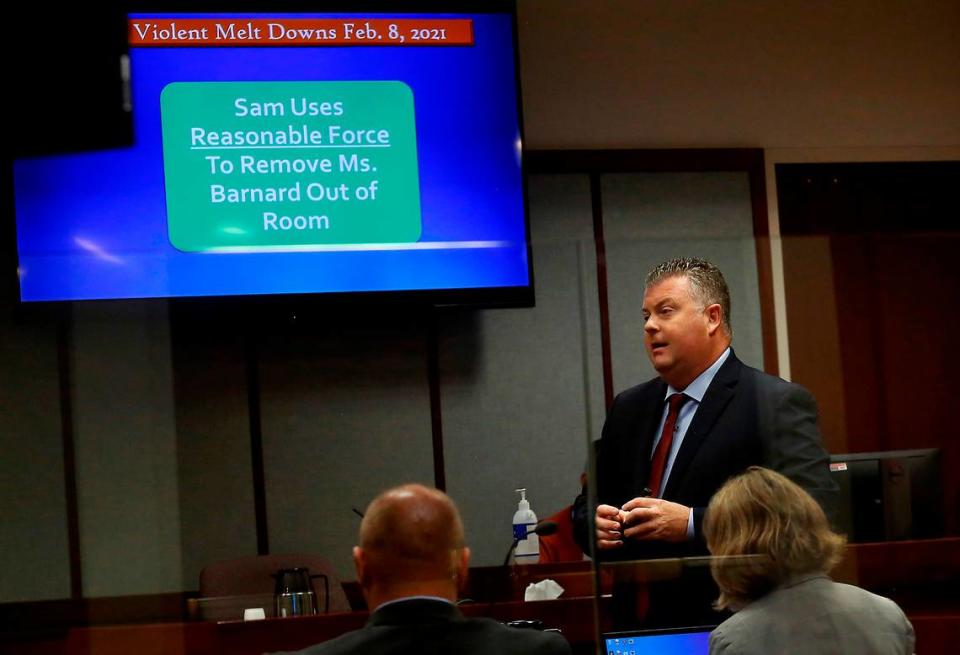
left=11, top=2, right=531, bottom=305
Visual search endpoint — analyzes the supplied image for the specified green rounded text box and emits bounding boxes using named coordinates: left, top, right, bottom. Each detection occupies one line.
left=160, top=81, right=421, bottom=252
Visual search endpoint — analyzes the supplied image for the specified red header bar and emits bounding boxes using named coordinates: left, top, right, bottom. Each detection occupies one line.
left=129, top=18, right=474, bottom=46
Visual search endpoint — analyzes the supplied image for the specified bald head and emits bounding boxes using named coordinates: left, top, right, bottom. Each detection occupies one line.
left=354, top=484, right=469, bottom=600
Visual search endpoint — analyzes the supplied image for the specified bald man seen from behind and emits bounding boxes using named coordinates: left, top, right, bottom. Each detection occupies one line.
left=272, top=484, right=572, bottom=655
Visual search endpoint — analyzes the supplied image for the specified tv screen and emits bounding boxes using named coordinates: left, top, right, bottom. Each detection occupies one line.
left=11, top=3, right=530, bottom=304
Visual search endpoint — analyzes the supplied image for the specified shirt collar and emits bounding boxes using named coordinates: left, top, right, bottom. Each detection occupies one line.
left=372, top=595, right=454, bottom=613
left=779, top=572, right=830, bottom=590
left=663, top=347, right=731, bottom=403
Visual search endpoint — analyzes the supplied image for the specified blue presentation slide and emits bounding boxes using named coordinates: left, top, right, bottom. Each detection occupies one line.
left=13, top=12, right=528, bottom=301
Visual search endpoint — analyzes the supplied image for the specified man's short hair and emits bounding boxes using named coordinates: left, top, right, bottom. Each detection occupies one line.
left=359, top=484, right=466, bottom=586
left=703, top=467, right=845, bottom=611
left=645, top=258, right=732, bottom=334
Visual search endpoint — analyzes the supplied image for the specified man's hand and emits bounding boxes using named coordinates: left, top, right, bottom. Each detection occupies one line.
left=620, top=497, right=691, bottom=543
left=594, top=504, right=624, bottom=549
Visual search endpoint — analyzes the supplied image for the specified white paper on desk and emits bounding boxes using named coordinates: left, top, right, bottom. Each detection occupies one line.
left=524, top=579, right=564, bottom=601
left=243, top=607, right=266, bottom=621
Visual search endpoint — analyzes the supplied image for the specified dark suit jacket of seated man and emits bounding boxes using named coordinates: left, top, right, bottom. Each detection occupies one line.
left=272, top=484, right=571, bottom=655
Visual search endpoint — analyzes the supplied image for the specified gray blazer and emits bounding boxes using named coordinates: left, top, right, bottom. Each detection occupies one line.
left=709, top=574, right=914, bottom=655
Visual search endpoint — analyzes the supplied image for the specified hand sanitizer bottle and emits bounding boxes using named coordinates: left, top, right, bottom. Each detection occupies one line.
left=512, top=488, right=539, bottom=564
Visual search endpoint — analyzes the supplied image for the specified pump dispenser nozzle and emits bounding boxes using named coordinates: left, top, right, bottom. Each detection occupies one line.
left=515, top=488, right=529, bottom=511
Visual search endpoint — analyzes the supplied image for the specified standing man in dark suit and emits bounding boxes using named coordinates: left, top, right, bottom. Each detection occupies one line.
left=274, top=483, right=571, bottom=655
left=576, top=258, right=837, bottom=624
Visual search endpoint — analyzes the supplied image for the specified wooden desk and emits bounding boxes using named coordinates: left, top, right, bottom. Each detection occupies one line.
left=62, top=597, right=599, bottom=655
left=65, top=622, right=217, bottom=655
left=463, top=560, right=595, bottom=603
left=35, top=539, right=960, bottom=655
left=834, top=538, right=960, bottom=617
left=214, top=597, right=598, bottom=655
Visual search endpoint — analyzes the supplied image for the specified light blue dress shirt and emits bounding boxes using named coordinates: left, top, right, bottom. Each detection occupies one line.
left=650, top=347, right=731, bottom=538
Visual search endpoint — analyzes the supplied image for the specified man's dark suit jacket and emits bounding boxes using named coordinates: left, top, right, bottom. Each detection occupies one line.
left=575, top=351, right=838, bottom=561
left=272, top=598, right=572, bottom=655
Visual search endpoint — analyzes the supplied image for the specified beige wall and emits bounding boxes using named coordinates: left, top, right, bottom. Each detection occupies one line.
left=519, top=0, right=960, bottom=149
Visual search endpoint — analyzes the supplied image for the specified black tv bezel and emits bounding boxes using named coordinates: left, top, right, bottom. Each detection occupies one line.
left=6, top=0, right=534, bottom=312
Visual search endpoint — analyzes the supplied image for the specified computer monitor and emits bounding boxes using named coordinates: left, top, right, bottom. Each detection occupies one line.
left=829, top=448, right=943, bottom=542
left=603, top=626, right=712, bottom=655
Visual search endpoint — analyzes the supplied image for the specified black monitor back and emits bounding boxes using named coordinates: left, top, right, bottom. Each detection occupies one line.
left=830, top=448, right=943, bottom=542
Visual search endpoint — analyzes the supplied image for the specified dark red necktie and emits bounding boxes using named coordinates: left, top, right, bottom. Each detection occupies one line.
left=647, top=393, right=688, bottom=497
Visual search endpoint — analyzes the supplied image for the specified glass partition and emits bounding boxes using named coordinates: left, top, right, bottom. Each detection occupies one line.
left=2, top=154, right=958, bottom=655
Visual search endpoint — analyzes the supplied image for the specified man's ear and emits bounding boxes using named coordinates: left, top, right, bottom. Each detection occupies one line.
left=705, top=303, right=723, bottom=335
left=353, top=546, right=367, bottom=586
left=454, top=547, right=471, bottom=589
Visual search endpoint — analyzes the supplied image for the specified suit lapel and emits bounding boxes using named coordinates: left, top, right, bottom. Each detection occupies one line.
left=662, top=353, right=742, bottom=499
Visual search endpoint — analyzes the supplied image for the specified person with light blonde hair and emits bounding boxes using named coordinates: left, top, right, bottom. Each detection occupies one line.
left=704, top=467, right=914, bottom=655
